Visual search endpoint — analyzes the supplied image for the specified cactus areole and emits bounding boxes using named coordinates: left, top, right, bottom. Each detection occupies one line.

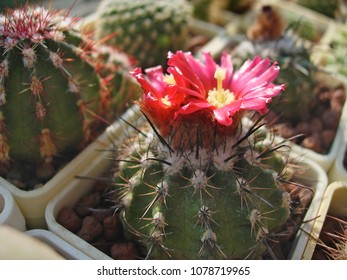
left=0, top=4, right=109, bottom=184
left=113, top=50, right=292, bottom=259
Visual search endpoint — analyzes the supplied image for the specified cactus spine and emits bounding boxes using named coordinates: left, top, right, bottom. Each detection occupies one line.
left=0, top=4, right=112, bottom=184
left=110, top=51, right=298, bottom=259
left=95, top=0, right=192, bottom=68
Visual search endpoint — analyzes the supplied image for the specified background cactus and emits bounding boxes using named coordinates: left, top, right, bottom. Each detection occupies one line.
left=0, top=4, right=133, bottom=188
left=313, top=215, right=347, bottom=260
left=231, top=5, right=346, bottom=154
left=188, top=0, right=212, bottom=21
left=0, top=0, right=39, bottom=12
left=91, top=44, right=140, bottom=122
left=94, top=0, right=192, bottom=69
left=220, top=0, right=254, bottom=14
left=288, top=0, right=341, bottom=20
left=108, top=51, right=308, bottom=259
left=232, top=5, right=318, bottom=124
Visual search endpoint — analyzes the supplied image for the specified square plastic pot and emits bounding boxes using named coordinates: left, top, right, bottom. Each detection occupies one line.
left=301, top=181, right=347, bottom=259
left=0, top=183, right=26, bottom=231
left=26, top=229, right=92, bottom=260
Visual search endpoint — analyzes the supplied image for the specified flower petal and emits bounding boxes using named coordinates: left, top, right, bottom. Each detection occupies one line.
left=175, top=101, right=212, bottom=118
left=213, top=99, right=242, bottom=126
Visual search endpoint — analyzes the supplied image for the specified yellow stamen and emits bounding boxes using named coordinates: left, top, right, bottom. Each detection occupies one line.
left=163, top=74, right=176, bottom=85
left=161, top=95, right=171, bottom=107
left=207, top=67, right=235, bottom=109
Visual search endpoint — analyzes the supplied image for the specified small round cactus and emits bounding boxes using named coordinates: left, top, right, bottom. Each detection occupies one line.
left=94, top=0, right=192, bottom=68
left=0, top=4, right=130, bottom=186
left=108, top=50, right=302, bottom=259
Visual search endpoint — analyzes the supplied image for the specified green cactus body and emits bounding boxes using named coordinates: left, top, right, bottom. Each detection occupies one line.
left=225, top=0, right=254, bottom=13
left=95, top=0, right=192, bottom=68
left=114, top=119, right=291, bottom=259
left=188, top=0, right=212, bottom=21
left=293, top=0, right=338, bottom=19
left=272, top=45, right=317, bottom=123
left=0, top=5, right=109, bottom=183
left=111, top=45, right=296, bottom=259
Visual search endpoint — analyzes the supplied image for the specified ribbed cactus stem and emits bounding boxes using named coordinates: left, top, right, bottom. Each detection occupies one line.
left=111, top=51, right=293, bottom=259
left=115, top=121, right=291, bottom=259
left=0, top=4, right=128, bottom=184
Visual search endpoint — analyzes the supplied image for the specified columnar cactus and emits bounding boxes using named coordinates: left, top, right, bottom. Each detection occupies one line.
left=111, top=50, right=299, bottom=259
left=0, top=4, right=111, bottom=184
left=95, top=0, right=192, bottom=68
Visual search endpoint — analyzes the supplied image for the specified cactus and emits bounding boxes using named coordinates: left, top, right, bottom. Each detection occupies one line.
left=233, top=5, right=318, bottom=124
left=327, top=227, right=347, bottom=260
left=0, top=0, right=39, bottom=12
left=94, top=0, right=192, bottom=69
left=188, top=0, right=212, bottom=21
left=92, top=44, right=140, bottom=122
left=0, top=4, right=116, bottom=186
left=290, top=0, right=339, bottom=20
left=223, top=0, right=254, bottom=14
left=107, top=50, right=303, bottom=260
left=313, top=215, right=347, bottom=260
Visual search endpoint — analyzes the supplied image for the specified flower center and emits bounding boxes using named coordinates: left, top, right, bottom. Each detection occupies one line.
left=163, top=74, right=176, bottom=85
left=161, top=95, right=171, bottom=107
left=207, top=67, right=235, bottom=109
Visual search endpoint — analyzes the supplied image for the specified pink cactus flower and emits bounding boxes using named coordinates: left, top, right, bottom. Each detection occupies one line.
left=168, top=51, right=285, bottom=126
left=131, top=65, right=185, bottom=135
left=131, top=51, right=285, bottom=130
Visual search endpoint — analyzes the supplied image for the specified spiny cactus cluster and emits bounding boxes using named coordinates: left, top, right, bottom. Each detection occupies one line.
left=108, top=50, right=305, bottom=259
left=0, top=4, right=134, bottom=187
left=95, top=0, right=192, bottom=68
left=233, top=5, right=318, bottom=124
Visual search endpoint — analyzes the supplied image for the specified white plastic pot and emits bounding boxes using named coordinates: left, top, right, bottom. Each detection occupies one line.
left=0, top=183, right=26, bottom=231
left=26, top=229, right=92, bottom=260
left=46, top=107, right=143, bottom=260
left=301, top=181, right=347, bottom=259
left=270, top=71, right=347, bottom=172
left=328, top=142, right=347, bottom=182
left=0, top=225, right=64, bottom=260
left=286, top=154, right=328, bottom=259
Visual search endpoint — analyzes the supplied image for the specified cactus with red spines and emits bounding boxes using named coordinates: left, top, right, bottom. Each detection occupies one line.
left=0, top=4, right=126, bottom=186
